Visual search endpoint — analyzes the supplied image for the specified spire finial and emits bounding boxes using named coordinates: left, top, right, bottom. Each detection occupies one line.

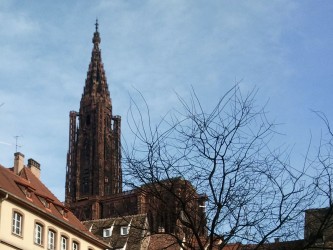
left=92, top=19, right=101, bottom=45
left=95, top=19, right=99, bottom=32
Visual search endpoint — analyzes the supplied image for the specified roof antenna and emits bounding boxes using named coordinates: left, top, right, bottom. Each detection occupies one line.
left=14, top=135, right=22, bottom=152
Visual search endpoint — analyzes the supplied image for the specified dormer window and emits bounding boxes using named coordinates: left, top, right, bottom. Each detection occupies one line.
left=120, top=226, right=129, bottom=236
left=26, top=189, right=32, bottom=199
left=45, top=201, right=50, bottom=209
left=37, top=195, right=51, bottom=209
left=17, top=185, right=32, bottom=199
left=103, top=221, right=114, bottom=237
left=103, top=228, right=112, bottom=237
left=54, top=205, right=69, bottom=219
left=60, top=208, right=69, bottom=218
left=15, top=181, right=35, bottom=200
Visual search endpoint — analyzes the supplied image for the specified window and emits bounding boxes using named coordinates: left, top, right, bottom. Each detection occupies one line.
left=86, top=115, right=90, bottom=126
left=34, top=223, right=44, bottom=245
left=63, top=209, right=68, bottom=219
left=83, top=177, right=89, bottom=194
left=61, top=236, right=68, bottom=250
left=38, top=195, right=51, bottom=209
left=26, top=189, right=32, bottom=199
left=103, top=228, right=112, bottom=237
left=12, top=211, right=23, bottom=236
left=17, top=184, right=32, bottom=199
left=72, top=241, right=79, bottom=250
left=48, top=230, right=56, bottom=250
left=120, top=226, right=129, bottom=236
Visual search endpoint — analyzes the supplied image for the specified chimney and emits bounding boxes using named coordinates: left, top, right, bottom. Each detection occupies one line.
left=274, top=238, right=280, bottom=243
left=28, top=158, right=41, bottom=179
left=14, top=152, right=25, bottom=174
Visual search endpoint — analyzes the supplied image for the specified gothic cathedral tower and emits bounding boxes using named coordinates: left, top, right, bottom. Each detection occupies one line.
left=65, top=21, right=122, bottom=220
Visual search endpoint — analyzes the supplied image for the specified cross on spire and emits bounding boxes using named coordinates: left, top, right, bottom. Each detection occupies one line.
left=92, top=19, right=101, bottom=45
left=95, top=19, right=99, bottom=32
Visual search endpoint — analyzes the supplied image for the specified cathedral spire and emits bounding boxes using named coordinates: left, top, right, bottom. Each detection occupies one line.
left=83, top=20, right=109, bottom=97
left=66, top=21, right=122, bottom=219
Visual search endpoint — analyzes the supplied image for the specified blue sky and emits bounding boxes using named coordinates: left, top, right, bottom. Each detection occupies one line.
left=0, top=1, right=333, bottom=201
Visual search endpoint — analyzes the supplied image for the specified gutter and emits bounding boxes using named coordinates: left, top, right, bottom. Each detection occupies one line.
left=0, top=191, right=8, bottom=202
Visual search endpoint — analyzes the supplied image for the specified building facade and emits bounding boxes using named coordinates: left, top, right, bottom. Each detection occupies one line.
left=0, top=152, right=109, bottom=250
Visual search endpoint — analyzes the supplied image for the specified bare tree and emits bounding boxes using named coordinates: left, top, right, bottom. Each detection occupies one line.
left=303, top=112, right=333, bottom=249
left=123, top=85, right=312, bottom=249
left=313, top=112, right=333, bottom=207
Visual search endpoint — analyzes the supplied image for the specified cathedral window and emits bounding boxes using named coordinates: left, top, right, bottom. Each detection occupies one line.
left=105, top=185, right=110, bottom=195
left=83, top=178, right=89, bottom=194
left=86, top=115, right=91, bottom=126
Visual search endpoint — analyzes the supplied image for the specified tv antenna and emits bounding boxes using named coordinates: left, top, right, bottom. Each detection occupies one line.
left=14, top=135, right=22, bottom=152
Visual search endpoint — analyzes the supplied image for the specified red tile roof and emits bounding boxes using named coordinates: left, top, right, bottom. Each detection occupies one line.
left=0, top=164, right=108, bottom=248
